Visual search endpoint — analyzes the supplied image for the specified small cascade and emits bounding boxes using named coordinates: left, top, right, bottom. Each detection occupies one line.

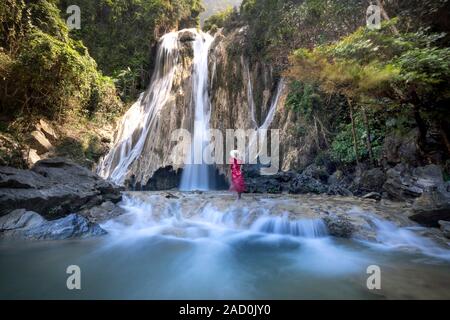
left=179, top=33, right=215, bottom=191
left=244, top=59, right=258, bottom=129
left=247, top=79, right=285, bottom=162
left=260, top=79, right=285, bottom=130
left=367, top=217, right=450, bottom=260
left=250, top=214, right=329, bottom=238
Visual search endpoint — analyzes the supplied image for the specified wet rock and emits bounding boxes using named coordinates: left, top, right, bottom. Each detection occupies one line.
left=178, top=30, right=196, bottom=42
left=78, top=201, right=125, bottom=224
left=0, top=158, right=123, bottom=219
left=353, top=168, right=386, bottom=195
left=165, top=192, right=180, bottom=199
left=140, top=166, right=182, bottom=191
left=302, top=164, right=329, bottom=183
left=0, top=209, right=45, bottom=231
left=327, top=184, right=353, bottom=196
left=410, top=187, right=450, bottom=227
left=289, top=174, right=328, bottom=195
left=29, top=130, right=53, bottom=155
left=382, top=128, right=421, bottom=166
left=323, top=215, right=355, bottom=238
left=383, top=163, right=444, bottom=201
left=0, top=210, right=106, bottom=240
left=438, top=220, right=450, bottom=239
left=246, top=177, right=283, bottom=194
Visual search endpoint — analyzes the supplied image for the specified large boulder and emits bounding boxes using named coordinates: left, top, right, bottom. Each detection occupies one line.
left=353, top=167, right=386, bottom=195
left=383, top=163, right=444, bottom=201
left=289, top=174, right=328, bottom=194
left=0, top=158, right=123, bottom=219
left=410, top=187, right=450, bottom=227
left=0, top=166, right=48, bottom=189
left=302, top=164, right=329, bottom=183
left=322, top=215, right=355, bottom=238
left=244, top=170, right=295, bottom=194
left=0, top=209, right=106, bottom=240
left=381, top=129, right=421, bottom=166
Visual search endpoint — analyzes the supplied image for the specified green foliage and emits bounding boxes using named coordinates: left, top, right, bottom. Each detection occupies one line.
left=58, top=0, right=204, bottom=101
left=395, top=46, right=450, bottom=95
left=239, top=0, right=366, bottom=66
left=331, top=116, right=385, bottom=164
left=0, top=0, right=122, bottom=121
left=289, top=16, right=450, bottom=164
left=204, top=6, right=234, bottom=32
left=286, top=81, right=322, bottom=121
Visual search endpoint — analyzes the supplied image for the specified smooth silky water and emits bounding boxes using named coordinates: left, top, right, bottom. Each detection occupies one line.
left=1, top=192, right=449, bottom=300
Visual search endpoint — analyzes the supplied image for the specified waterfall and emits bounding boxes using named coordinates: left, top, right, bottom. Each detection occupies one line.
left=179, top=33, right=215, bottom=191
left=244, top=59, right=258, bottom=129
left=247, top=79, right=285, bottom=162
left=98, top=29, right=215, bottom=188
left=97, top=31, right=181, bottom=185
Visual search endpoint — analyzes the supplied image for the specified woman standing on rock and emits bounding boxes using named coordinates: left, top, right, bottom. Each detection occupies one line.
left=230, top=150, right=246, bottom=200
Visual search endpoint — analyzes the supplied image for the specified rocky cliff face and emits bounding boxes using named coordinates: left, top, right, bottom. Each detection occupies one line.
left=99, top=26, right=321, bottom=188
left=208, top=27, right=315, bottom=174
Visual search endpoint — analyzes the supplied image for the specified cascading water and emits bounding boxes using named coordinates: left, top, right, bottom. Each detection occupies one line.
left=98, top=29, right=217, bottom=189
left=2, top=192, right=450, bottom=299
left=97, top=31, right=181, bottom=185
left=247, top=79, right=285, bottom=162
left=179, top=33, right=215, bottom=191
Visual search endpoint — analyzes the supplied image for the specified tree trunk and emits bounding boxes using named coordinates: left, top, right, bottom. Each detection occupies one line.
left=362, top=106, right=375, bottom=166
left=347, top=98, right=360, bottom=165
left=375, top=0, right=400, bottom=35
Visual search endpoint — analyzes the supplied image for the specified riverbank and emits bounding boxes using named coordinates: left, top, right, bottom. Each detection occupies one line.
left=1, top=157, right=450, bottom=243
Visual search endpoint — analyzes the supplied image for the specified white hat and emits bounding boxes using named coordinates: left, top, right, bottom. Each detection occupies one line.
left=230, top=150, right=240, bottom=158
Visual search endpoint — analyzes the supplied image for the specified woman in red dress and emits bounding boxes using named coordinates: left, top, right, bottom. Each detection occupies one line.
left=230, top=150, right=246, bottom=200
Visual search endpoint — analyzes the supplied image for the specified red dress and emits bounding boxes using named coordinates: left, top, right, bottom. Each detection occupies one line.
left=230, top=157, right=245, bottom=193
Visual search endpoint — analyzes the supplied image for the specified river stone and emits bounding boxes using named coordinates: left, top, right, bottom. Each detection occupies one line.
left=0, top=210, right=106, bottom=240
left=0, top=209, right=45, bottom=231
left=383, top=163, right=444, bottom=201
left=0, top=158, right=123, bottom=219
left=289, top=174, right=328, bottom=194
left=410, top=187, right=450, bottom=227
left=322, top=215, right=355, bottom=238
left=353, top=168, right=386, bottom=194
